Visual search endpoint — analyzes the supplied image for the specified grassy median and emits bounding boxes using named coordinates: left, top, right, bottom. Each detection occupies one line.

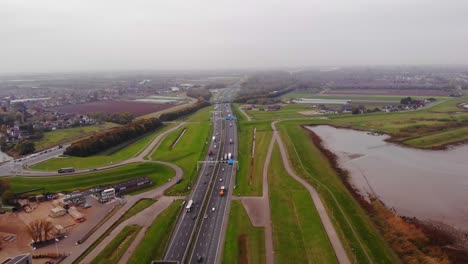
left=127, top=200, right=182, bottom=263
left=90, top=225, right=142, bottom=264
left=152, top=107, right=212, bottom=195
left=222, top=200, right=266, bottom=264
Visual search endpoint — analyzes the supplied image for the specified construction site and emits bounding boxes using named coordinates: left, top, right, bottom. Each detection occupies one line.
left=0, top=177, right=153, bottom=263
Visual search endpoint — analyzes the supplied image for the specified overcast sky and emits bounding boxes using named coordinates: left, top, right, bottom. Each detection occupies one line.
left=2, top=0, right=468, bottom=73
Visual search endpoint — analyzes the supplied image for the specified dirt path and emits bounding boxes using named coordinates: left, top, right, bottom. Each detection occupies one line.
left=237, top=105, right=252, bottom=121
left=271, top=121, right=351, bottom=264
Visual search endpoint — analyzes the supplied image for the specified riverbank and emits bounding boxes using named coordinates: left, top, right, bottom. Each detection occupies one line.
left=304, top=124, right=468, bottom=262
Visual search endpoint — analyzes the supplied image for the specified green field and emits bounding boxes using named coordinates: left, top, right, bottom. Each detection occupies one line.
left=33, top=122, right=118, bottom=150
left=74, top=198, right=155, bottom=264
left=10, top=163, right=174, bottom=194
left=277, top=121, right=398, bottom=263
left=281, top=91, right=452, bottom=101
left=91, top=225, right=142, bottom=264
left=127, top=200, right=182, bottom=263
left=31, top=125, right=173, bottom=171
left=232, top=117, right=272, bottom=196
left=222, top=200, right=266, bottom=264
left=152, top=107, right=212, bottom=195
left=404, top=125, right=468, bottom=148
left=269, top=144, right=338, bottom=263
left=245, top=104, right=316, bottom=121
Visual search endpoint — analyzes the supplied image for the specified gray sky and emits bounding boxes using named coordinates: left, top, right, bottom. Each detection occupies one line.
left=2, top=0, right=468, bottom=73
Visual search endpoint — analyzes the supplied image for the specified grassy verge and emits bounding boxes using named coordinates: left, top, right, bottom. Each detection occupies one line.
left=233, top=119, right=271, bottom=196
left=32, top=125, right=173, bottom=170
left=90, top=225, right=142, bottom=264
left=33, top=122, right=118, bottom=150
left=222, top=201, right=266, bottom=264
left=73, top=198, right=156, bottom=264
left=404, top=125, right=468, bottom=148
left=277, top=121, right=398, bottom=263
left=152, top=107, right=212, bottom=195
left=127, top=200, right=182, bottom=263
left=10, top=163, right=174, bottom=194
left=269, top=144, right=338, bottom=263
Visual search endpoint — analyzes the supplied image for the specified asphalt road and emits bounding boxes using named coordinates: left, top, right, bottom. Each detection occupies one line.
left=188, top=103, right=237, bottom=264
left=164, top=104, right=225, bottom=262
left=0, top=145, right=68, bottom=176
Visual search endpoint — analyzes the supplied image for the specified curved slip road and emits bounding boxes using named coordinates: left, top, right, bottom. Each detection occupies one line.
left=12, top=122, right=185, bottom=177
left=271, top=121, right=351, bottom=264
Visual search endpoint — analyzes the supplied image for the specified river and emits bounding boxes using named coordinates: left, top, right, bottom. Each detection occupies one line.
left=307, top=125, right=468, bottom=231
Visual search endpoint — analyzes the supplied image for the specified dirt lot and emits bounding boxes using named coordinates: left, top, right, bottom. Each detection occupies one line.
left=51, top=100, right=176, bottom=117
left=0, top=196, right=114, bottom=263
left=298, top=110, right=321, bottom=116
left=323, top=88, right=450, bottom=96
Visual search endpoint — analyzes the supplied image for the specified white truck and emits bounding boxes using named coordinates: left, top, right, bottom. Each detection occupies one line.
left=228, top=153, right=232, bottom=160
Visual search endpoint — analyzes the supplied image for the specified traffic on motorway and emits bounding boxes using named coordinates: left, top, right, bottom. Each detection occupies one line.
left=165, top=91, right=238, bottom=263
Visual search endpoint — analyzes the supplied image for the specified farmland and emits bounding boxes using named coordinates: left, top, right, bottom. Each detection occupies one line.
left=51, top=100, right=175, bottom=117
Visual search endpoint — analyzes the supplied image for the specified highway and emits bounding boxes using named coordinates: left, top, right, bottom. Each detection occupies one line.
left=165, top=88, right=238, bottom=263
left=188, top=103, right=237, bottom=263
left=164, top=104, right=225, bottom=262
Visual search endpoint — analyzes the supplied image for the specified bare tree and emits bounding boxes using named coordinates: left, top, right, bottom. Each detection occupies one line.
left=27, top=219, right=54, bottom=242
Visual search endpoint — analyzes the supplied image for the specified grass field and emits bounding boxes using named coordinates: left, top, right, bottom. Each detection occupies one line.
left=268, top=144, right=338, bottom=263
left=152, top=107, right=212, bottom=195
left=245, top=104, right=315, bottom=121
left=404, top=125, right=468, bottom=148
left=9, top=163, right=174, bottom=194
left=127, top=200, right=182, bottom=264
left=33, top=122, right=118, bottom=150
left=277, top=121, right=398, bottom=263
left=74, top=198, right=156, bottom=264
left=222, top=200, right=265, bottom=264
left=281, top=91, right=452, bottom=101
left=31, top=125, right=173, bottom=170
left=233, top=119, right=272, bottom=196
left=90, top=225, right=142, bottom=264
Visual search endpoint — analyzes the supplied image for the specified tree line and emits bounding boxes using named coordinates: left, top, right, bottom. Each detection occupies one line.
left=88, top=112, right=134, bottom=125
left=64, top=117, right=163, bottom=157
left=186, top=88, right=212, bottom=101
left=159, top=100, right=211, bottom=121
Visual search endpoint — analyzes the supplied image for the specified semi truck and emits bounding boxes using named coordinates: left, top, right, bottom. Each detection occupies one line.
left=186, top=199, right=193, bottom=212
left=219, top=186, right=225, bottom=196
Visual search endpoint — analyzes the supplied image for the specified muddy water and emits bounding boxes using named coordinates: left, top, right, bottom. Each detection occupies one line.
left=307, top=125, right=468, bottom=231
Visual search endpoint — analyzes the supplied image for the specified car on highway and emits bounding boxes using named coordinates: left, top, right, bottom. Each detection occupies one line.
left=212, top=207, right=215, bottom=212
left=219, top=178, right=223, bottom=182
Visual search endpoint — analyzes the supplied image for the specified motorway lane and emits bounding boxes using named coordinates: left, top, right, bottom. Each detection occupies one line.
left=164, top=106, right=226, bottom=262
left=189, top=104, right=238, bottom=263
